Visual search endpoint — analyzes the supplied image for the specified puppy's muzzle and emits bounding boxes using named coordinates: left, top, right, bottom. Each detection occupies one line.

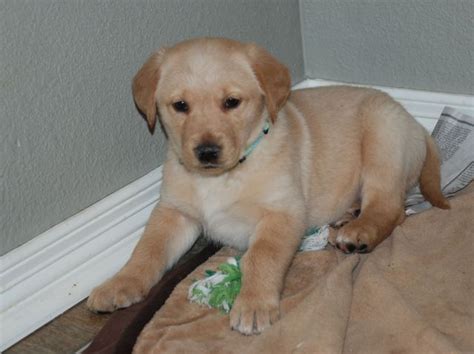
left=194, top=143, right=221, bottom=165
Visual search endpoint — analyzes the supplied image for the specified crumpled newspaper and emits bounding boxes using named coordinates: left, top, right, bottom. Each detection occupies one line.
left=406, top=107, right=474, bottom=214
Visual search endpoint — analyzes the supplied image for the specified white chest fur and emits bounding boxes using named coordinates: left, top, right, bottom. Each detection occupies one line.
left=193, top=174, right=257, bottom=251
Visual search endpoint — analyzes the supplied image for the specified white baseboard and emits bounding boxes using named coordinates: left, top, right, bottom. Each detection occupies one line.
left=0, top=168, right=163, bottom=351
left=1, top=80, right=472, bottom=351
left=293, top=79, right=474, bottom=133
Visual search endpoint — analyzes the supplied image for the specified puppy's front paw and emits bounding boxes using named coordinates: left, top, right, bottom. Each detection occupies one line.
left=87, top=275, right=148, bottom=313
left=335, top=221, right=377, bottom=254
left=229, top=292, right=280, bottom=335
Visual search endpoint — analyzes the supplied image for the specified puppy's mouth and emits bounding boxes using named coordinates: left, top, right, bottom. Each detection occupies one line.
left=202, top=163, right=220, bottom=169
left=191, top=159, right=239, bottom=176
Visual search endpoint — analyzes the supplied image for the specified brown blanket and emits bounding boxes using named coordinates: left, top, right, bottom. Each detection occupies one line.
left=111, top=184, right=471, bottom=353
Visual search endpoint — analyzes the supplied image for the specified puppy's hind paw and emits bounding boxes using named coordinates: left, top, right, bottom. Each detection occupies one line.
left=335, top=221, right=377, bottom=254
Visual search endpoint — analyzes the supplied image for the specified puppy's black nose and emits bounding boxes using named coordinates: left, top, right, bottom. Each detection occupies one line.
left=194, top=143, right=221, bottom=164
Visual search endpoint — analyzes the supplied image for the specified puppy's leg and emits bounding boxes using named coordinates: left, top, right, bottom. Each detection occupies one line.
left=335, top=185, right=405, bottom=253
left=230, top=211, right=303, bottom=335
left=335, top=136, right=406, bottom=253
left=334, top=95, right=415, bottom=254
left=87, top=205, right=200, bottom=312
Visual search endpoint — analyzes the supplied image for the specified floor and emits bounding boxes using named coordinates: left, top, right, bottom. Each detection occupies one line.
left=5, top=300, right=109, bottom=354
left=5, top=238, right=209, bottom=353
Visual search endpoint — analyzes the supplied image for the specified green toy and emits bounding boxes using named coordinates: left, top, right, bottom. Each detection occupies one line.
left=188, top=257, right=242, bottom=313
left=188, top=225, right=330, bottom=313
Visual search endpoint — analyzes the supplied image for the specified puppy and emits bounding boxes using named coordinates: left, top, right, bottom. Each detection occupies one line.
left=87, top=37, right=449, bottom=335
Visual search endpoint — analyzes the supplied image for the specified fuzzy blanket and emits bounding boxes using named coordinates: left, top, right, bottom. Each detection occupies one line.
left=132, top=185, right=473, bottom=353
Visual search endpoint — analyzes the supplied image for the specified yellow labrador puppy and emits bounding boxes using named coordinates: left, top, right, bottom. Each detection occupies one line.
left=87, top=38, right=449, bottom=335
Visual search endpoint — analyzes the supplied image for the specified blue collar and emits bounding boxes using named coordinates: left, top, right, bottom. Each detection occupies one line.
left=238, top=120, right=270, bottom=163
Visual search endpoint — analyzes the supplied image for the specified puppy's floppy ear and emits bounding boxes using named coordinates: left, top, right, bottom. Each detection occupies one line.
left=245, top=43, right=291, bottom=122
left=132, top=49, right=166, bottom=134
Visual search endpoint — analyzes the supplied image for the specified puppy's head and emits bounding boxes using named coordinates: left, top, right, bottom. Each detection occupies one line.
left=132, top=38, right=290, bottom=175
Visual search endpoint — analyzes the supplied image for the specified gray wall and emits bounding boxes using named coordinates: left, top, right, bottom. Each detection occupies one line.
left=300, top=0, right=473, bottom=94
left=1, top=0, right=304, bottom=255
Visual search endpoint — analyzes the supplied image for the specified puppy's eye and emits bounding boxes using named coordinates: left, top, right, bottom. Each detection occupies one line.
left=223, top=97, right=241, bottom=110
left=172, top=100, right=189, bottom=113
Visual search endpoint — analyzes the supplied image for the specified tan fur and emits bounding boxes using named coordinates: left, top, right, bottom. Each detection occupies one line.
left=420, top=135, right=451, bottom=209
left=132, top=49, right=167, bottom=133
left=87, top=38, right=449, bottom=335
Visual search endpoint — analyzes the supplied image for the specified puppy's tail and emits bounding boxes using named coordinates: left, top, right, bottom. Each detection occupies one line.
left=419, top=135, right=450, bottom=209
